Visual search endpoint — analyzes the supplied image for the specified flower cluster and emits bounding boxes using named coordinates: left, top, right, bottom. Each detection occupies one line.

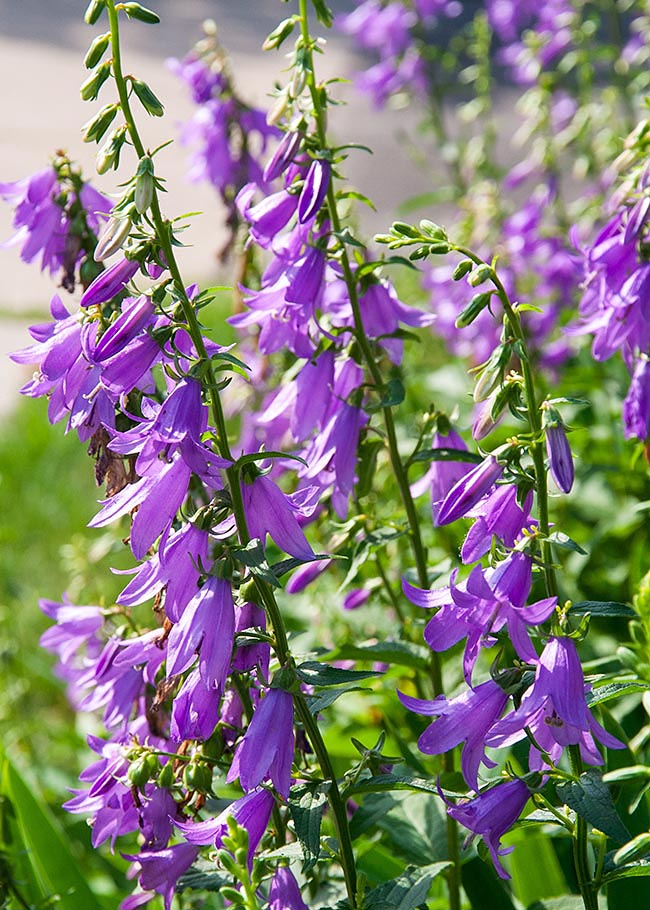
left=0, top=155, right=110, bottom=291
left=169, top=25, right=277, bottom=256
left=337, top=0, right=461, bottom=108
left=574, top=164, right=650, bottom=442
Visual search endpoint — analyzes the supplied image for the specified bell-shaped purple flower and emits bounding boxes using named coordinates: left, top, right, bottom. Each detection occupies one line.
left=298, top=159, right=330, bottom=223
left=444, top=778, right=530, bottom=879
left=242, top=474, right=314, bottom=561
left=227, top=687, right=295, bottom=797
left=264, top=129, right=303, bottom=182
left=435, top=455, right=503, bottom=526
left=623, top=355, right=650, bottom=441
left=122, top=843, right=200, bottom=910
left=399, top=678, right=508, bottom=790
left=166, top=575, right=235, bottom=690
left=269, top=866, right=309, bottom=910
left=170, top=668, right=221, bottom=742
left=486, top=636, right=624, bottom=768
left=410, top=429, right=473, bottom=523
left=461, top=484, right=534, bottom=563
left=545, top=422, right=574, bottom=493
left=175, top=787, right=275, bottom=868
left=80, top=255, right=139, bottom=308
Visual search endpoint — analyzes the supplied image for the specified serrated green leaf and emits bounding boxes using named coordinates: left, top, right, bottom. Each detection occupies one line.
left=380, top=379, right=405, bottom=408
left=177, top=859, right=230, bottom=892
left=570, top=601, right=636, bottom=618
left=288, top=782, right=330, bottom=871
left=349, top=773, right=441, bottom=796
left=410, top=447, right=483, bottom=465
left=363, top=862, right=450, bottom=910
left=556, top=769, right=631, bottom=844
left=587, top=681, right=650, bottom=706
left=295, top=661, right=382, bottom=687
left=232, top=538, right=280, bottom=587
left=548, top=532, right=588, bottom=555
left=306, top=685, right=371, bottom=714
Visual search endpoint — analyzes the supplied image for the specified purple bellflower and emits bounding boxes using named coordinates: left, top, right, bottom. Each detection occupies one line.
left=170, top=668, right=221, bottom=742
left=444, top=778, right=530, bottom=879
left=80, top=255, right=139, bottom=308
left=122, top=843, right=200, bottom=910
left=399, top=678, right=508, bottom=789
left=545, top=421, right=574, bottom=493
left=486, top=636, right=625, bottom=768
left=461, top=484, right=535, bottom=564
left=227, top=687, right=295, bottom=797
left=175, top=787, right=275, bottom=868
left=435, top=455, right=504, bottom=526
left=241, top=473, right=315, bottom=561
left=166, top=574, right=235, bottom=690
left=269, top=865, right=309, bottom=910
left=623, top=355, right=650, bottom=442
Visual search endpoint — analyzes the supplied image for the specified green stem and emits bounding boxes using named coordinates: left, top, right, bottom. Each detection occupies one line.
left=297, top=5, right=459, bottom=908
left=454, top=245, right=558, bottom=599
left=105, top=5, right=359, bottom=904
left=569, top=745, right=599, bottom=910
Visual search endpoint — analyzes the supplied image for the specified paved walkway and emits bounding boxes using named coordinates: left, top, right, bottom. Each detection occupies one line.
left=0, top=0, right=444, bottom=415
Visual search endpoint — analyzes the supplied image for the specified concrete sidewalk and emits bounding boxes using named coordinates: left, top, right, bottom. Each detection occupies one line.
left=1, top=0, right=446, bottom=416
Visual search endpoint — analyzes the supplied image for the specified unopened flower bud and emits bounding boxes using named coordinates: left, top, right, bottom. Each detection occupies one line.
left=80, top=61, right=112, bottom=102
left=130, top=78, right=164, bottom=117
left=262, top=16, right=297, bottom=51
left=455, top=291, right=493, bottom=328
left=452, top=259, right=473, bottom=281
left=121, top=2, right=160, bottom=24
left=84, top=32, right=110, bottom=69
left=84, top=0, right=106, bottom=25
left=298, top=158, right=330, bottom=223
left=135, top=171, right=154, bottom=214
left=436, top=455, right=503, bottom=526
left=267, top=88, right=289, bottom=126
left=545, top=420, right=574, bottom=494
left=468, top=263, right=493, bottom=287
left=94, top=216, right=132, bottom=262
left=183, top=760, right=213, bottom=793
left=82, top=103, right=119, bottom=144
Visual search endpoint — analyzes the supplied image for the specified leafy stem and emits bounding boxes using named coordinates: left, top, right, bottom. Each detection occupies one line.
left=297, top=3, right=460, bottom=908
left=104, top=4, right=359, bottom=905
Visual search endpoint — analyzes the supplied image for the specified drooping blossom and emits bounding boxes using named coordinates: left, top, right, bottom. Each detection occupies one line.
left=175, top=787, right=275, bottom=868
left=0, top=163, right=110, bottom=287
left=227, top=687, right=295, bottom=797
left=269, top=866, right=309, bottom=910
left=486, top=636, right=625, bottom=769
left=444, top=778, right=531, bottom=879
left=121, top=843, right=200, bottom=910
left=399, top=678, right=508, bottom=789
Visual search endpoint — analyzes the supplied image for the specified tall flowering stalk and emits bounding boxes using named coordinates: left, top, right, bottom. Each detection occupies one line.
left=6, top=2, right=650, bottom=910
